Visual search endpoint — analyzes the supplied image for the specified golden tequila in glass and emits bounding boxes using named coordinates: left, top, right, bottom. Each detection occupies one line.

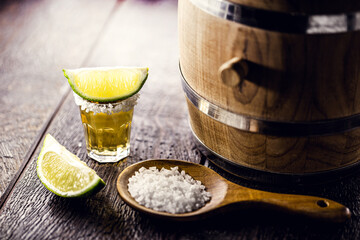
left=74, top=93, right=138, bottom=163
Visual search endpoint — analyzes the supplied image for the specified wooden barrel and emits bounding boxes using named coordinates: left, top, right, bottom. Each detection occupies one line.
left=179, top=0, right=360, bottom=177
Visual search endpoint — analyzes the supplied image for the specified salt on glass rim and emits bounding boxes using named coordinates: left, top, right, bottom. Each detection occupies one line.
left=72, top=92, right=139, bottom=114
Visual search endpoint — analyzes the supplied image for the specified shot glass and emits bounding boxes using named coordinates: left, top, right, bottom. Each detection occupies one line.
left=73, top=92, right=138, bottom=163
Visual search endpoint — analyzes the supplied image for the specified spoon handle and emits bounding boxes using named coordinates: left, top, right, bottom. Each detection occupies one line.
left=227, top=183, right=351, bottom=222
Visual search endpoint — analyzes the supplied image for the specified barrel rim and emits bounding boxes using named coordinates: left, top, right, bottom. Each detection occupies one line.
left=189, top=0, right=360, bottom=34
left=180, top=65, right=360, bottom=137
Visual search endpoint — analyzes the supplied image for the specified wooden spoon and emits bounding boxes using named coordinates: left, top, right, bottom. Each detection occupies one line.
left=116, top=159, right=351, bottom=222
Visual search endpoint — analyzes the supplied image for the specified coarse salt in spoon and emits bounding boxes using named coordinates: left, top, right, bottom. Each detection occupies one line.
left=117, top=159, right=351, bottom=222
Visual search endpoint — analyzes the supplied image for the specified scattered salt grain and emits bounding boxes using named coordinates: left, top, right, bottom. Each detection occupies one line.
left=127, top=166, right=212, bottom=214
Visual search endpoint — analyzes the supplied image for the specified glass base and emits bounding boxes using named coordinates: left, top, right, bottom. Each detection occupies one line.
left=87, top=147, right=130, bottom=163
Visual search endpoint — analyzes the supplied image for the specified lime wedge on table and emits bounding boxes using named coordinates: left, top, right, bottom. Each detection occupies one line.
left=63, top=67, right=148, bottom=102
left=37, top=134, right=105, bottom=197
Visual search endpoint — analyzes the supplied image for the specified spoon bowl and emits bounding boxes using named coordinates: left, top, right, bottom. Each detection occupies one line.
left=117, top=159, right=351, bottom=222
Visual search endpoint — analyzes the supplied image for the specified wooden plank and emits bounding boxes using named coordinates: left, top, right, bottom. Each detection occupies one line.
left=0, top=84, right=200, bottom=239
left=1, top=93, right=359, bottom=239
left=1, top=0, right=360, bottom=239
left=0, top=0, right=116, bottom=196
left=0, top=93, right=68, bottom=210
left=0, top=0, right=200, bottom=239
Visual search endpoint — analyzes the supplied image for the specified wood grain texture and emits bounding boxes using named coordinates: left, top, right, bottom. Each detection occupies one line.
left=0, top=0, right=116, bottom=197
left=187, top=98, right=360, bottom=173
left=0, top=87, right=199, bottom=239
left=0, top=90, right=358, bottom=239
left=1, top=0, right=360, bottom=239
left=179, top=0, right=360, bottom=173
left=117, top=159, right=350, bottom=222
left=179, top=0, right=360, bottom=121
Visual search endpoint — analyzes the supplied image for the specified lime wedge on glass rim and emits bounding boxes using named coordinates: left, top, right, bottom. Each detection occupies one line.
left=37, top=134, right=105, bottom=197
left=63, top=67, right=148, bottom=102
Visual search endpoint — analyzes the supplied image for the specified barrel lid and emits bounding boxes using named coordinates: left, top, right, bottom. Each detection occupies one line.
left=229, top=0, right=360, bottom=14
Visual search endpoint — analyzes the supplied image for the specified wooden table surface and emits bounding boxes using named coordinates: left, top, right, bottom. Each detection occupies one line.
left=1, top=0, right=360, bottom=239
